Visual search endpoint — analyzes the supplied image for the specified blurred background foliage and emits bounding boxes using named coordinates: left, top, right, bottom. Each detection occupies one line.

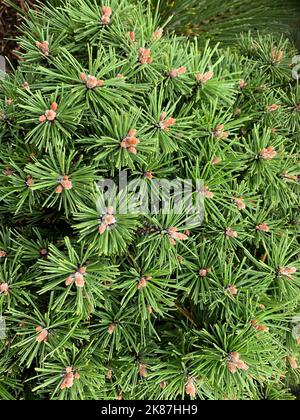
left=151, top=0, right=300, bottom=49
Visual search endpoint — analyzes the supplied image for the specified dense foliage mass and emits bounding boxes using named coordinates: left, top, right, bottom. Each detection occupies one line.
left=0, top=0, right=299, bottom=400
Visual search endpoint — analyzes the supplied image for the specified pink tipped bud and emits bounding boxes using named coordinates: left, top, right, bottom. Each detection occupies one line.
left=144, top=171, right=153, bottom=180
left=211, top=156, right=222, bottom=165
left=260, top=146, right=277, bottom=160
left=137, top=277, right=147, bottom=289
left=65, top=275, right=74, bottom=286
left=108, top=323, right=116, bottom=334
left=50, top=102, right=58, bottom=111
left=256, top=223, right=270, bottom=232
left=56, top=184, right=63, bottom=194
left=234, top=197, right=246, bottom=210
left=80, top=73, right=87, bottom=82
left=75, top=272, right=85, bottom=287
left=128, top=31, right=136, bottom=42
left=225, top=284, right=238, bottom=296
left=36, top=328, right=48, bottom=343
left=267, top=104, right=280, bottom=113
left=102, top=6, right=112, bottom=17
left=74, top=372, right=80, bottom=380
left=44, top=109, right=57, bottom=121
left=152, top=28, right=163, bottom=40
left=236, top=360, right=249, bottom=371
left=225, top=227, right=238, bottom=238
left=239, top=79, right=247, bottom=89
left=195, top=70, right=213, bottom=84
left=127, top=146, right=137, bottom=154
left=228, top=362, right=237, bottom=374
left=99, top=223, right=107, bottom=235
left=288, top=356, right=298, bottom=369
left=185, top=377, right=196, bottom=397
left=139, top=363, right=148, bottom=378
left=61, top=176, right=73, bottom=190
left=39, top=115, right=47, bottom=123
left=199, top=269, right=208, bottom=277
left=0, top=250, right=6, bottom=258
left=0, top=283, right=9, bottom=295
left=203, top=186, right=214, bottom=199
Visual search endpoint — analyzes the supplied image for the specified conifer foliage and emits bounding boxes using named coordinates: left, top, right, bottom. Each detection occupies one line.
left=0, top=0, right=299, bottom=400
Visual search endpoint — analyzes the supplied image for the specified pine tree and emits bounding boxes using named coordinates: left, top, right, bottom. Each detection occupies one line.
left=0, top=0, right=299, bottom=400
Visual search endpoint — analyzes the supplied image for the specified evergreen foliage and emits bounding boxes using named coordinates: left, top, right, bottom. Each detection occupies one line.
left=0, top=0, right=299, bottom=400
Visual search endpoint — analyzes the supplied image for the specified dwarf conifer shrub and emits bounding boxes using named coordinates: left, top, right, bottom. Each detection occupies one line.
left=0, top=0, right=299, bottom=400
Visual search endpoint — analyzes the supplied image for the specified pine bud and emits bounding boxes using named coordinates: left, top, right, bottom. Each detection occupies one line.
left=120, top=129, right=140, bottom=153
left=211, top=156, right=222, bottom=165
left=0, top=283, right=9, bottom=295
left=107, top=323, right=116, bottom=334
left=139, top=363, right=148, bottom=377
left=236, top=360, right=249, bottom=371
left=195, top=70, right=213, bottom=84
left=251, top=319, right=269, bottom=332
left=160, top=380, right=167, bottom=389
left=74, top=272, right=85, bottom=287
left=168, top=227, right=189, bottom=245
left=116, top=392, right=123, bottom=400
left=230, top=352, right=240, bottom=363
left=199, top=268, right=208, bottom=277
left=36, top=327, right=49, bottom=343
left=228, top=362, right=237, bottom=374
left=152, top=28, right=163, bottom=41
left=106, top=369, right=113, bottom=379
left=144, top=171, right=153, bottom=180
left=22, top=81, right=30, bottom=90
left=78, top=266, right=87, bottom=275
left=213, top=124, right=228, bottom=139
left=271, top=48, right=283, bottom=64
left=99, top=208, right=117, bottom=234
left=0, top=250, right=7, bottom=258
left=225, top=227, right=238, bottom=238
left=146, top=304, right=153, bottom=314
left=281, top=172, right=298, bottom=181
left=139, top=48, right=152, bottom=64
left=225, top=284, right=238, bottom=296
left=65, top=275, right=74, bottom=286
left=60, top=175, right=73, bottom=190
left=278, top=266, right=297, bottom=279
left=266, top=104, right=280, bottom=113
left=82, top=75, right=105, bottom=89
left=234, top=197, right=246, bottom=210
left=56, top=184, right=63, bottom=194
left=185, top=377, right=196, bottom=397
left=260, top=146, right=277, bottom=160
left=239, top=79, right=247, bottom=89
left=203, top=186, right=214, bottom=199
left=159, top=113, right=176, bottom=131
left=128, top=31, right=136, bottom=42
left=101, top=6, right=112, bottom=25
left=288, top=356, right=298, bottom=369
left=3, top=167, right=13, bottom=176
left=256, top=223, right=270, bottom=232
left=39, top=103, right=58, bottom=123
left=74, top=372, right=80, bottom=380
left=45, top=109, right=56, bottom=121
left=80, top=73, right=87, bottom=82
left=26, top=175, right=34, bottom=187
left=137, top=276, right=147, bottom=289
left=36, top=41, right=49, bottom=56
left=169, top=66, right=186, bottom=78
